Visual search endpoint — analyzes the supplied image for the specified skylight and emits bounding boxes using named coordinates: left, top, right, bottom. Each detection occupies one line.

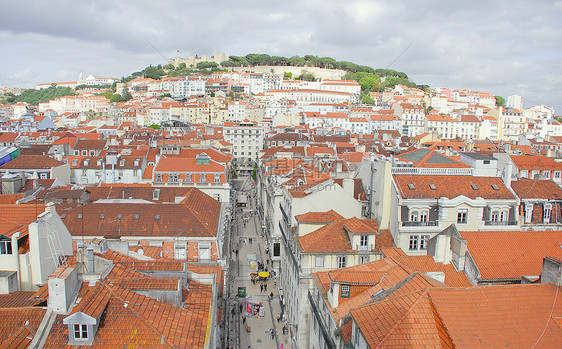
left=408, top=184, right=416, bottom=190
left=155, top=214, right=161, bottom=220
left=491, top=184, right=499, bottom=190
left=429, top=184, right=437, bottom=190
left=134, top=214, right=140, bottom=219
left=100, top=214, right=105, bottom=219
left=471, top=184, right=479, bottom=190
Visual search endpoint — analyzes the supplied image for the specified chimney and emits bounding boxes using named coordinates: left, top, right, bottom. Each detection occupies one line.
left=503, top=161, right=513, bottom=188
left=541, top=257, right=562, bottom=286
left=87, top=248, right=95, bottom=274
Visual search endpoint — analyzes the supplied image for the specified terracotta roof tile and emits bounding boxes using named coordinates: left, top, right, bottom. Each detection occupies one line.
left=295, top=210, right=343, bottom=223
left=0, top=155, right=64, bottom=170
left=511, top=178, right=562, bottom=199
left=461, top=231, right=562, bottom=281
left=394, top=174, right=515, bottom=200
left=429, top=284, right=562, bottom=348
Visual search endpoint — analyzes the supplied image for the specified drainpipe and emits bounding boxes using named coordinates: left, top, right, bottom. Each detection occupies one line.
left=11, top=232, right=21, bottom=290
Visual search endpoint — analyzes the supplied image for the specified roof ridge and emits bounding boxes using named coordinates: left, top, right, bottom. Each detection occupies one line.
left=102, top=282, right=174, bottom=348
left=376, top=289, right=430, bottom=348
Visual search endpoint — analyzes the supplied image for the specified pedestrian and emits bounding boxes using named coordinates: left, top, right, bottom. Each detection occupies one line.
left=260, top=284, right=263, bottom=292
left=276, top=313, right=280, bottom=323
left=282, top=325, right=287, bottom=335
left=280, top=345, right=284, bottom=349
left=249, top=237, right=253, bottom=244
left=268, top=329, right=273, bottom=340
left=271, top=329, right=275, bottom=339
left=270, top=292, right=273, bottom=300
left=264, top=284, right=267, bottom=292
left=242, top=315, right=246, bottom=324
left=239, top=303, right=243, bottom=313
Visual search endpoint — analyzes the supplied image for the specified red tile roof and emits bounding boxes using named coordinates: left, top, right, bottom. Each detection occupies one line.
left=393, top=175, right=515, bottom=200
left=0, top=155, right=64, bottom=170
left=295, top=209, right=343, bottom=223
left=429, top=284, right=562, bottom=348
left=511, top=178, right=562, bottom=199
left=461, top=230, right=562, bottom=280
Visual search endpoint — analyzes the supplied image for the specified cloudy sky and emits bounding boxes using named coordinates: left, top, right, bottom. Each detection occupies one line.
left=1, top=0, right=561, bottom=111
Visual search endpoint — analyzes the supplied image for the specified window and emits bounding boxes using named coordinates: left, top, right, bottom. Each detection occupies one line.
left=359, top=256, right=370, bottom=264
left=420, top=235, right=430, bottom=250
left=341, top=285, right=350, bottom=298
left=544, top=171, right=551, bottom=179
left=483, top=160, right=490, bottom=165
left=74, top=324, right=88, bottom=339
left=544, top=204, right=552, bottom=223
left=199, top=174, right=206, bottom=182
left=169, top=173, right=179, bottom=182
left=273, top=243, right=280, bottom=257
left=337, top=256, right=346, bottom=269
left=491, top=211, right=499, bottom=222
left=409, top=235, right=419, bottom=251
left=360, top=235, right=368, bottom=246
left=156, top=174, right=162, bottom=182
left=525, top=204, right=534, bottom=223
left=40, top=173, right=48, bottom=179
left=457, top=209, right=468, bottom=223
left=410, top=210, right=419, bottom=222
left=214, top=174, right=220, bottom=183
left=420, top=211, right=428, bottom=223
left=174, top=244, right=187, bottom=260
left=555, top=171, right=561, bottom=180
left=500, top=210, right=508, bottom=222
left=315, top=256, right=325, bottom=267
left=0, top=240, right=12, bottom=254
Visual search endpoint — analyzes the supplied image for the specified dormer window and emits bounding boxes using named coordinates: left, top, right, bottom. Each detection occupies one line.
left=120, top=159, right=126, bottom=167
left=74, top=324, right=88, bottom=339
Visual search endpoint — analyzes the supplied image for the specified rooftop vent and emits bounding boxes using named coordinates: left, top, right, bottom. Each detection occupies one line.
left=117, top=214, right=123, bottom=220
left=77, top=214, right=83, bottom=219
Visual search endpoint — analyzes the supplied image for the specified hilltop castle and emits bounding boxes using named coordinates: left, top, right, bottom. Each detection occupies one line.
left=169, top=53, right=228, bottom=68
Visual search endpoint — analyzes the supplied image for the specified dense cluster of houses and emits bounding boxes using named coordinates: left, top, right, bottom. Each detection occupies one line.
left=0, top=64, right=562, bottom=348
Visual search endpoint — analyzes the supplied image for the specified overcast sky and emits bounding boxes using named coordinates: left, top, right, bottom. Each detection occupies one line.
left=1, top=0, right=561, bottom=112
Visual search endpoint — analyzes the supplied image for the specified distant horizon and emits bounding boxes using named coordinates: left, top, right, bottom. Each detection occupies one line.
left=1, top=1, right=560, bottom=111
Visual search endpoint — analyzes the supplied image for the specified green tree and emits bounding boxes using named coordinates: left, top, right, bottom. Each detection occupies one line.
left=495, top=95, right=505, bottom=107
left=99, top=90, right=113, bottom=99
left=121, top=89, right=132, bottom=101
left=297, top=72, right=316, bottom=81
left=143, top=66, right=161, bottom=80
left=148, top=124, right=160, bottom=130
left=283, top=72, right=292, bottom=80
left=109, top=93, right=122, bottom=103
left=358, top=74, right=382, bottom=92
left=361, top=93, right=376, bottom=105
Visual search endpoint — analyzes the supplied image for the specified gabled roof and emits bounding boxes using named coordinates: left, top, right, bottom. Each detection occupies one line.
left=397, top=148, right=469, bottom=167
left=295, top=210, right=343, bottom=224
left=0, top=155, right=64, bottom=170
left=461, top=231, right=562, bottom=281
left=510, top=154, right=562, bottom=171
left=511, top=178, right=562, bottom=199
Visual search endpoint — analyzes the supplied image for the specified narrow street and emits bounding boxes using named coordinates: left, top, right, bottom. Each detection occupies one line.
left=227, top=177, right=288, bottom=349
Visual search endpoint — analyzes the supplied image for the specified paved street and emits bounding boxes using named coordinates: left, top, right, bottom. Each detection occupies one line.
left=227, top=177, right=289, bottom=349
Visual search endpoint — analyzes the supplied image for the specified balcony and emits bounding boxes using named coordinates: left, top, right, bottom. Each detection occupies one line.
left=402, top=220, right=438, bottom=227
left=357, top=244, right=373, bottom=252
left=484, top=220, right=518, bottom=226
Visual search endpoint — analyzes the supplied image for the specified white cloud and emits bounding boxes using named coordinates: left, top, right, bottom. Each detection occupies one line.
left=0, top=0, right=560, bottom=111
